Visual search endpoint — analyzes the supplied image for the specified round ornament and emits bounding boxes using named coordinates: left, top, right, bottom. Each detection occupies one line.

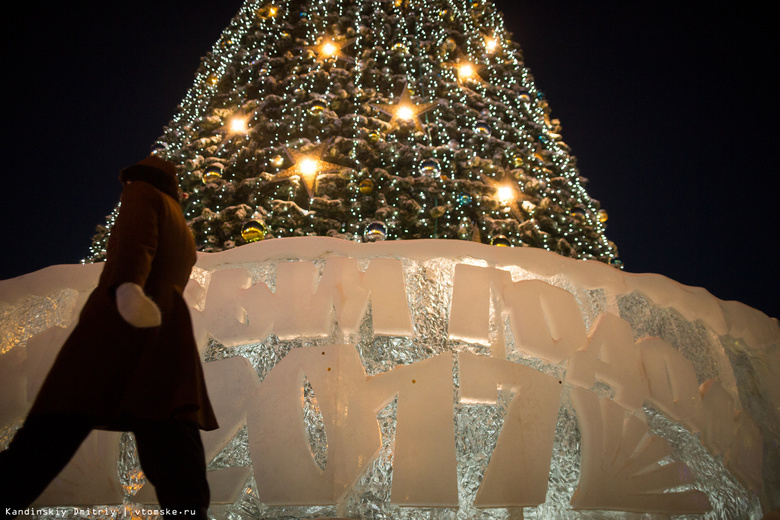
left=392, top=42, right=410, bottom=54
left=368, top=130, right=382, bottom=144
left=241, top=220, right=268, bottom=243
left=202, top=165, right=223, bottom=183
left=509, top=154, right=523, bottom=168
left=475, top=121, right=491, bottom=136
left=363, top=221, right=387, bottom=242
left=598, top=209, right=609, bottom=223
left=270, top=155, right=285, bottom=168
left=456, top=192, right=472, bottom=207
left=358, top=179, right=375, bottom=194
left=491, top=235, right=511, bottom=247
left=571, top=207, right=587, bottom=218
left=419, top=158, right=442, bottom=178
left=308, top=99, right=327, bottom=115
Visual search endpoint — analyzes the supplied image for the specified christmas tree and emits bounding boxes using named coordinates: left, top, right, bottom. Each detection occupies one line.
left=87, top=0, right=618, bottom=264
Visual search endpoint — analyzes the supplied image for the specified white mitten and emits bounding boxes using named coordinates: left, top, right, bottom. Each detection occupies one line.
left=116, top=282, right=162, bottom=328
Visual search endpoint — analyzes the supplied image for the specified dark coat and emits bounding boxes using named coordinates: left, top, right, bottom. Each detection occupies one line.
left=30, top=179, right=218, bottom=431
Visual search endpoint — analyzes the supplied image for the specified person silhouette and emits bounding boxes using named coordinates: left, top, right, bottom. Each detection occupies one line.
left=0, top=156, right=218, bottom=518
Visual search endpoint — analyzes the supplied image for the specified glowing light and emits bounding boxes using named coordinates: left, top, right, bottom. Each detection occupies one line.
left=321, top=41, right=338, bottom=57
left=271, top=155, right=285, bottom=167
left=229, top=116, right=249, bottom=134
left=458, top=63, right=476, bottom=80
left=485, top=37, right=498, bottom=53
left=299, top=157, right=318, bottom=175
left=497, top=186, right=514, bottom=204
left=396, top=105, right=415, bottom=120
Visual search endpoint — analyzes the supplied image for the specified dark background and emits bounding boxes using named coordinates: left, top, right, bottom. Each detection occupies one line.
left=2, top=1, right=777, bottom=319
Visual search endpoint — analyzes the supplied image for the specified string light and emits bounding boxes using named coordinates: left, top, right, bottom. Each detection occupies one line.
left=78, top=0, right=617, bottom=265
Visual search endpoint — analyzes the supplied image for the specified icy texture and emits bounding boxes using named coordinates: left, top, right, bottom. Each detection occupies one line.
left=0, top=289, right=78, bottom=355
left=619, top=292, right=727, bottom=387
left=302, top=376, right=328, bottom=472
left=118, top=432, right=145, bottom=497
left=643, top=406, right=762, bottom=520
left=1, top=238, right=777, bottom=519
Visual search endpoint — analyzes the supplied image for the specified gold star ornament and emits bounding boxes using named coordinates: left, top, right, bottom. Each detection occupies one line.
left=372, top=84, right=439, bottom=132
left=310, top=35, right=356, bottom=63
left=274, top=142, right=353, bottom=198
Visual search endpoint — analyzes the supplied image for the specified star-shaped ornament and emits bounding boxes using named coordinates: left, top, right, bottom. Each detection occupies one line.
left=372, top=84, right=439, bottom=132
left=274, top=142, right=352, bottom=198
left=212, top=105, right=262, bottom=153
left=480, top=172, right=532, bottom=222
left=455, top=60, right=487, bottom=87
left=309, top=35, right=356, bottom=63
left=444, top=48, right=488, bottom=87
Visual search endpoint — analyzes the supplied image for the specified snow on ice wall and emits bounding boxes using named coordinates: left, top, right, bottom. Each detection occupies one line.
left=1, top=237, right=778, bottom=519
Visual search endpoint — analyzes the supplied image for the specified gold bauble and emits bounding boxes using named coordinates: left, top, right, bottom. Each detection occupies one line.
left=202, top=165, right=223, bottom=183
left=241, top=220, right=268, bottom=243
left=490, top=235, right=511, bottom=247
left=308, top=99, right=327, bottom=115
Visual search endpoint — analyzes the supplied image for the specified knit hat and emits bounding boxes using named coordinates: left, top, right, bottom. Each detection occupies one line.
left=119, top=155, right=180, bottom=201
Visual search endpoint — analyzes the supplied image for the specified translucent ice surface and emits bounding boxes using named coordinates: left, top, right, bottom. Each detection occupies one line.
left=1, top=238, right=777, bottom=519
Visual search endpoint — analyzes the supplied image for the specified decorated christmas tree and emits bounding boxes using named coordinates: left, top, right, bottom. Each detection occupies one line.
left=87, top=0, right=617, bottom=264
left=4, top=2, right=777, bottom=517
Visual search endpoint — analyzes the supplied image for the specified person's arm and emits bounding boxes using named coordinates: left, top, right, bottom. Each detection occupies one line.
left=109, top=182, right=163, bottom=327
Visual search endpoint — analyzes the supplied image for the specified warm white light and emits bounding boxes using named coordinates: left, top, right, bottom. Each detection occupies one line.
left=497, top=186, right=514, bottom=204
left=299, top=157, right=318, bottom=175
left=458, top=63, right=476, bottom=80
left=396, top=105, right=414, bottom=120
left=321, top=42, right=338, bottom=57
left=485, top=37, right=498, bottom=53
left=229, top=117, right=249, bottom=134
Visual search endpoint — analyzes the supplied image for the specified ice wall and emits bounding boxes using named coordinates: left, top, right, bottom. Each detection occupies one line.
left=1, top=237, right=778, bottom=519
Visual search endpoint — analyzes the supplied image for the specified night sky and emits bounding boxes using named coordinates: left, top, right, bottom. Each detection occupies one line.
left=3, top=2, right=777, bottom=319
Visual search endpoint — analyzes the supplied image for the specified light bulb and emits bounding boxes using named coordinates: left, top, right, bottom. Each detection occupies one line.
left=229, top=116, right=249, bottom=134
left=497, top=186, right=514, bottom=204
left=321, top=42, right=337, bottom=57
left=458, top=63, right=475, bottom=80
left=299, top=157, right=318, bottom=175
left=396, top=105, right=414, bottom=120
